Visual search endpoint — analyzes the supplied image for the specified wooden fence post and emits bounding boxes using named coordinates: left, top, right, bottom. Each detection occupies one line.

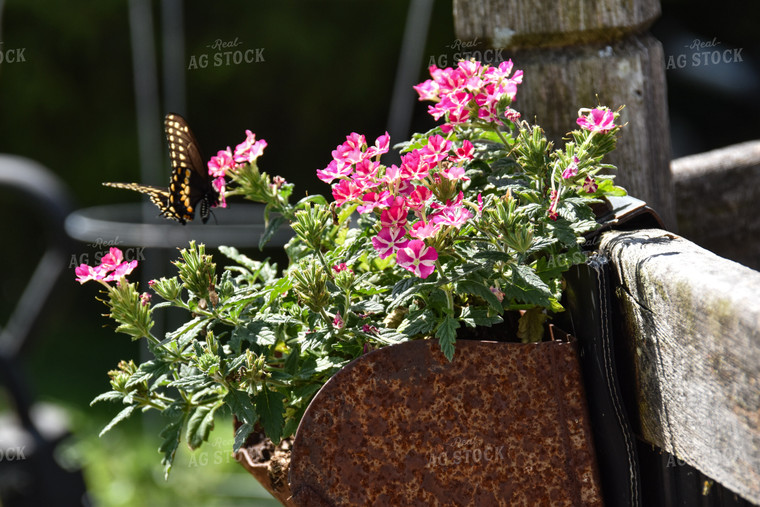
left=453, top=0, right=677, bottom=229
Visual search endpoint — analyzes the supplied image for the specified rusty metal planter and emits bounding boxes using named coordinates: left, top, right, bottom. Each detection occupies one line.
left=237, top=329, right=603, bottom=506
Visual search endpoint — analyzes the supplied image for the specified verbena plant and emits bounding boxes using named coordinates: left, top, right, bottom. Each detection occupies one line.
left=76, top=60, right=625, bottom=477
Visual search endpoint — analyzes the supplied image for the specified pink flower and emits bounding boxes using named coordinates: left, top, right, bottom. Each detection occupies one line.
left=582, top=177, right=598, bottom=193
left=505, top=108, right=521, bottom=123
left=75, top=264, right=101, bottom=284
left=400, top=150, right=430, bottom=181
left=352, top=159, right=380, bottom=190
left=317, top=159, right=353, bottom=184
left=380, top=201, right=408, bottom=229
left=332, top=179, right=362, bottom=207
left=449, top=140, right=474, bottom=164
left=577, top=107, right=617, bottom=133
left=358, top=190, right=392, bottom=214
left=371, top=226, right=409, bottom=259
left=547, top=189, right=560, bottom=221
left=104, top=260, right=138, bottom=281
left=208, top=148, right=235, bottom=178
left=431, top=204, right=474, bottom=228
left=332, top=263, right=352, bottom=273
left=396, top=240, right=438, bottom=279
left=332, top=133, right=367, bottom=167
left=420, top=135, right=452, bottom=166
left=75, top=248, right=138, bottom=285
left=413, top=74, right=440, bottom=101
left=407, top=185, right=433, bottom=211
left=408, top=221, right=440, bottom=239
left=440, top=165, right=470, bottom=182
left=140, top=292, right=151, bottom=306
left=212, top=177, right=227, bottom=208
left=233, top=130, right=267, bottom=165
left=562, top=156, right=580, bottom=179
left=366, top=132, right=390, bottom=158
left=100, top=247, right=124, bottom=270
left=333, top=314, right=344, bottom=329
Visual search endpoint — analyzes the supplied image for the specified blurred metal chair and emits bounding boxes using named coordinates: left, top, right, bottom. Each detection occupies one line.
left=0, top=154, right=88, bottom=506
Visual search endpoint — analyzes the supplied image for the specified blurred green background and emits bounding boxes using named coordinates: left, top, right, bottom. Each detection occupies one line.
left=0, top=1, right=757, bottom=506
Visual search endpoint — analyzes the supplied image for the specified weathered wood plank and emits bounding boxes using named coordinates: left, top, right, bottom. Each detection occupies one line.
left=672, top=140, right=760, bottom=271
left=600, top=228, right=760, bottom=504
left=453, top=0, right=661, bottom=48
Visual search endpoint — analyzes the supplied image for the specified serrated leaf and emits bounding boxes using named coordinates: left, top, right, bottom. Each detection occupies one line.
left=398, top=309, right=437, bottom=337
left=255, top=387, right=285, bottom=444
left=186, top=402, right=221, bottom=450
left=233, top=421, right=254, bottom=453
left=159, top=411, right=185, bottom=479
left=90, top=391, right=124, bottom=406
left=167, top=374, right=210, bottom=390
left=459, top=306, right=504, bottom=328
left=505, top=264, right=553, bottom=307
left=436, top=316, right=459, bottom=361
left=99, top=405, right=136, bottom=437
left=224, top=388, right=257, bottom=425
left=456, top=280, right=504, bottom=312
left=126, top=360, right=172, bottom=389
left=166, top=316, right=204, bottom=351
left=259, top=215, right=288, bottom=250
left=219, top=245, right=261, bottom=272
left=374, top=328, right=408, bottom=345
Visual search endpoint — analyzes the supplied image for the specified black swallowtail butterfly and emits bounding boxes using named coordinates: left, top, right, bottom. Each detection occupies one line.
left=103, top=113, right=219, bottom=225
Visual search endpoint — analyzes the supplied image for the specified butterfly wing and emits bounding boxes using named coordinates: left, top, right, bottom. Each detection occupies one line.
left=164, top=113, right=218, bottom=223
left=101, top=181, right=182, bottom=220
left=103, top=113, right=219, bottom=225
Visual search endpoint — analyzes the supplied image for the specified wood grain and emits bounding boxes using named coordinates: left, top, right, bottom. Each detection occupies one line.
left=600, top=228, right=760, bottom=504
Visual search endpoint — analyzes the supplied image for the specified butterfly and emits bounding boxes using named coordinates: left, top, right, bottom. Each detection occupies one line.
left=103, top=113, right=219, bottom=225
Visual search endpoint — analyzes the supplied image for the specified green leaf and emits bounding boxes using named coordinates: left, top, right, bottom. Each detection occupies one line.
left=255, top=387, right=285, bottom=444
left=224, top=388, right=257, bottom=425
left=166, top=374, right=210, bottom=390
left=126, top=360, right=172, bottom=390
left=90, top=391, right=124, bottom=406
left=159, top=408, right=185, bottom=479
left=98, top=404, right=136, bottom=437
left=166, top=316, right=204, bottom=351
left=505, top=264, right=554, bottom=307
left=436, top=316, right=459, bottom=361
left=455, top=280, right=504, bottom=312
left=517, top=307, right=548, bottom=343
left=259, top=214, right=288, bottom=250
left=398, top=309, right=437, bottom=337
left=186, top=402, right=221, bottom=450
left=459, top=306, right=503, bottom=328
left=233, top=422, right=254, bottom=453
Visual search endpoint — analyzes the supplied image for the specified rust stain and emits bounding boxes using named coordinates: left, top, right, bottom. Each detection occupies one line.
left=288, top=336, right=603, bottom=506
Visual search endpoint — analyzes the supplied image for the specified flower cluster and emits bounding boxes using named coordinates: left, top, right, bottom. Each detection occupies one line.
left=318, top=131, right=481, bottom=279
left=75, top=247, right=137, bottom=285
left=207, top=130, right=268, bottom=208
left=413, top=59, right=523, bottom=132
